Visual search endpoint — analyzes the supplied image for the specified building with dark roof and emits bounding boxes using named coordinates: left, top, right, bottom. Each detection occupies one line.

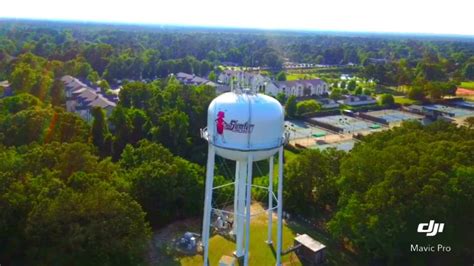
left=0, top=80, right=12, bottom=98
left=174, top=72, right=232, bottom=94
left=337, top=95, right=377, bottom=106
left=175, top=72, right=217, bottom=87
left=316, top=98, right=339, bottom=109
left=61, top=75, right=117, bottom=122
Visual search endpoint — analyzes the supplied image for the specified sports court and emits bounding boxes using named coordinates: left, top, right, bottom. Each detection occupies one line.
left=310, top=139, right=356, bottom=152
left=365, top=109, right=424, bottom=124
left=452, top=101, right=474, bottom=109
left=310, top=115, right=384, bottom=134
left=423, top=104, right=474, bottom=117
left=285, top=120, right=330, bottom=140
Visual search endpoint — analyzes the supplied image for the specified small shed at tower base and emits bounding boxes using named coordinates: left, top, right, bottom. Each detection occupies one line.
left=294, top=233, right=327, bottom=265
left=219, top=255, right=236, bottom=266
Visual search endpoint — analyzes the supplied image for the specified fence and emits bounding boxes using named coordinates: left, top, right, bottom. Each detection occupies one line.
left=357, top=112, right=389, bottom=125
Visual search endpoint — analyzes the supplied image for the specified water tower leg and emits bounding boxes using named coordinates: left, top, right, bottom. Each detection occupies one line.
left=244, top=155, right=253, bottom=266
left=233, top=161, right=240, bottom=236
left=266, top=156, right=274, bottom=244
left=202, top=145, right=215, bottom=266
left=276, top=146, right=284, bottom=266
left=234, top=160, right=247, bottom=258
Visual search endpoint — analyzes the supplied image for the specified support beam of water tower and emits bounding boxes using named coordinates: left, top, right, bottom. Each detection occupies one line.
left=234, top=160, right=247, bottom=258
left=266, top=156, right=274, bottom=244
left=276, top=146, right=284, bottom=266
left=202, top=145, right=215, bottom=266
left=243, top=155, right=253, bottom=266
left=233, top=161, right=239, bottom=236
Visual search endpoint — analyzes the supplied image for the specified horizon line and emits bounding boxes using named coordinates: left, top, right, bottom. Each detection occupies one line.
left=2, top=17, right=474, bottom=39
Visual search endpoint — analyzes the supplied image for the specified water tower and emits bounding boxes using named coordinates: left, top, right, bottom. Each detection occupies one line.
left=200, top=87, right=288, bottom=266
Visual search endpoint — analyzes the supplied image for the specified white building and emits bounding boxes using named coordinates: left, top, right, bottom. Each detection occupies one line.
left=217, top=70, right=329, bottom=98
left=271, top=79, right=329, bottom=98
left=218, top=70, right=272, bottom=93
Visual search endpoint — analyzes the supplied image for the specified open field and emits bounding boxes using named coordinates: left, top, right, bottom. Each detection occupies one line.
left=460, top=81, right=474, bottom=90
left=285, top=67, right=359, bottom=80
left=375, top=86, right=405, bottom=96
left=286, top=73, right=320, bottom=81
left=394, top=96, right=419, bottom=105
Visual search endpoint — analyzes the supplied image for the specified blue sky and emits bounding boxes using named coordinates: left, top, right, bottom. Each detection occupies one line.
left=1, top=0, right=473, bottom=36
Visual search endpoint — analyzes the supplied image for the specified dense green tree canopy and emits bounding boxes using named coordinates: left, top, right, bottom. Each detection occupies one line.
left=275, top=92, right=287, bottom=105
left=0, top=142, right=151, bottom=265
left=296, top=99, right=321, bottom=116
left=463, top=62, right=474, bottom=80
left=120, top=140, right=204, bottom=226
left=407, top=85, right=426, bottom=101
left=329, top=88, right=343, bottom=100
left=284, top=149, right=344, bottom=217
left=347, top=79, right=357, bottom=91
left=0, top=95, right=89, bottom=146
left=2, top=21, right=474, bottom=86
left=276, top=71, right=287, bottom=81
left=91, top=106, right=108, bottom=156
left=378, top=93, right=395, bottom=105
left=328, top=121, right=474, bottom=264
left=285, top=95, right=297, bottom=118
left=25, top=180, right=150, bottom=266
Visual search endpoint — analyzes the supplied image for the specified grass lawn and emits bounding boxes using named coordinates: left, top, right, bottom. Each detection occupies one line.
left=286, top=73, right=320, bottom=81
left=178, top=206, right=300, bottom=265
left=460, top=81, right=474, bottom=90
left=394, top=96, right=419, bottom=105
left=174, top=203, right=356, bottom=266
left=375, top=86, right=405, bottom=96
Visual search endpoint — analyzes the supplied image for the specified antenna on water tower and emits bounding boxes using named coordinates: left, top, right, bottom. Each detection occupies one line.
left=200, top=88, right=287, bottom=266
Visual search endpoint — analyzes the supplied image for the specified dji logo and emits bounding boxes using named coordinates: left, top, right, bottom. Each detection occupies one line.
left=417, top=220, right=444, bottom=236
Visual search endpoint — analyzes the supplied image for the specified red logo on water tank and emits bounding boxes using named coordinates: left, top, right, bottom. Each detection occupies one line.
left=216, top=111, right=225, bottom=135
left=215, top=111, right=254, bottom=134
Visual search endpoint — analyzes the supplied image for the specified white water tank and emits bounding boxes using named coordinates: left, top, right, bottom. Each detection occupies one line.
left=205, top=91, right=285, bottom=161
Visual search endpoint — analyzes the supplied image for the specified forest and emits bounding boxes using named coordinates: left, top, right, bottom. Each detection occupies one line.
left=0, top=20, right=473, bottom=265
left=2, top=20, right=474, bottom=83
